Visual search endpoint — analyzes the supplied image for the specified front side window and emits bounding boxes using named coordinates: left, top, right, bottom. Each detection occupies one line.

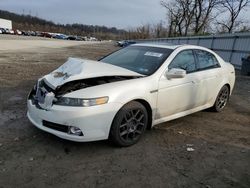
left=194, top=50, right=220, bottom=70
left=168, top=50, right=196, bottom=73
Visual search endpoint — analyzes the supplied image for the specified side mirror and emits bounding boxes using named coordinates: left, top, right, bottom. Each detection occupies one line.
left=165, top=68, right=186, bottom=79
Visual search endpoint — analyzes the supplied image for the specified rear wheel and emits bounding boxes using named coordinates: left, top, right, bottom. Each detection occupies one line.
left=110, top=101, right=148, bottom=147
left=212, top=85, right=230, bottom=112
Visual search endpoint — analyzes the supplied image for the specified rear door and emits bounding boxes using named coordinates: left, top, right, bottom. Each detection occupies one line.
left=193, top=49, right=223, bottom=106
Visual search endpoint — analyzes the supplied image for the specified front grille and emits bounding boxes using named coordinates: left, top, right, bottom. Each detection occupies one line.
left=28, top=88, right=36, bottom=100
left=40, top=79, right=54, bottom=92
left=29, top=79, right=55, bottom=109
left=42, top=120, right=68, bottom=133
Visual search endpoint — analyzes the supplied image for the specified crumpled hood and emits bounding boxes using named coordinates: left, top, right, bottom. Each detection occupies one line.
left=44, top=57, right=143, bottom=89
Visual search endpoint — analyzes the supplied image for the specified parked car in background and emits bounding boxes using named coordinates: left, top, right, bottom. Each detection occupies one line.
left=89, top=37, right=97, bottom=41
left=27, top=43, right=235, bottom=146
left=30, top=31, right=36, bottom=36
left=1, top=28, right=6, bottom=34
left=82, top=36, right=87, bottom=41
left=22, top=30, right=29, bottom=36
left=4, top=28, right=10, bottom=34
left=117, top=40, right=136, bottom=47
left=0, top=28, right=5, bottom=34
left=41, top=32, right=52, bottom=38
left=53, top=34, right=68, bottom=40
left=67, top=35, right=77, bottom=40
left=117, top=40, right=125, bottom=47
left=35, top=31, right=43, bottom=37
left=9, top=29, right=14, bottom=34
left=14, top=29, right=22, bottom=35
left=75, top=36, right=83, bottom=41
left=21, top=30, right=35, bottom=36
left=81, top=36, right=87, bottom=41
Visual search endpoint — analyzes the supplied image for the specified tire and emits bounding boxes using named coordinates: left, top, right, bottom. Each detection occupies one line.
left=109, top=101, right=148, bottom=147
left=211, top=85, right=230, bottom=112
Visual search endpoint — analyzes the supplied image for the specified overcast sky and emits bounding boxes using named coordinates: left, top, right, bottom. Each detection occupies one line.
left=0, top=0, right=167, bottom=29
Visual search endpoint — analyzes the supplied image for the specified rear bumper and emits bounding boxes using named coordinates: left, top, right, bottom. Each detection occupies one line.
left=27, top=100, right=122, bottom=142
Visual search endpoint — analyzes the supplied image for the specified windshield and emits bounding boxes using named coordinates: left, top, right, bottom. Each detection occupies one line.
left=100, top=46, right=173, bottom=76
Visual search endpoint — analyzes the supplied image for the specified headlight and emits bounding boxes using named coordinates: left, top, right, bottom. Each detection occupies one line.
left=55, top=96, right=109, bottom=107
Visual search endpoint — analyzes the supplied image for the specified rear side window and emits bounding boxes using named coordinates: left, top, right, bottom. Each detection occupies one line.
left=168, top=50, right=196, bottom=73
left=194, top=50, right=220, bottom=70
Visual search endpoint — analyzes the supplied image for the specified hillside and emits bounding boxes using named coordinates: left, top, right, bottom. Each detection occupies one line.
left=0, top=9, right=126, bottom=39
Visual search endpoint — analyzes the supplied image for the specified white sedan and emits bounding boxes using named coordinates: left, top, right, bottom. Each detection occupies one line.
left=27, top=43, right=235, bottom=146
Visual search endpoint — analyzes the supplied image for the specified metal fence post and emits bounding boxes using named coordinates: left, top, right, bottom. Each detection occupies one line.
left=211, top=36, right=215, bottom=50
left=229, top=35, right=237, bottom=62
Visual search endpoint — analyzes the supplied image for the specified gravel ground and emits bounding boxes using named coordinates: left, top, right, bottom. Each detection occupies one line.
left=0, top=36, right=249, bottom=188
left=0, top=34, right=102, bottom=51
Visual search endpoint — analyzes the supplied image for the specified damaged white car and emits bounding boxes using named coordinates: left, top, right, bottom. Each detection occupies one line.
left=27, top=44, right=235, bottom=146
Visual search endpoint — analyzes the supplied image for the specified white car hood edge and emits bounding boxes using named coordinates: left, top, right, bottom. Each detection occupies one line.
left=43, top=57, right=143, bottom=89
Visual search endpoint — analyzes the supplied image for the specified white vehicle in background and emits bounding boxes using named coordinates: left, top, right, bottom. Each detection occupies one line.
left=89, top=37, right=97, bottom=41
left=9, top=29, right=14, bottom=34
left=14, top=29, right=22, bottom=35
left=27, top=43, right=235, bottom=146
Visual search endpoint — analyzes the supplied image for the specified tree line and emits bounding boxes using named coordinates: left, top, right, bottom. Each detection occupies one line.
left=1, top=1, right=250, bottom=40
left=0, top=10, right=127, bottom=40
left=124, top=0, right=250, bottom=39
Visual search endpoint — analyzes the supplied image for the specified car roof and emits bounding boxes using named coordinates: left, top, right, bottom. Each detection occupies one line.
left=132, top=43, right=182, bottom=50
left=132, top=43, right=211, bottom=51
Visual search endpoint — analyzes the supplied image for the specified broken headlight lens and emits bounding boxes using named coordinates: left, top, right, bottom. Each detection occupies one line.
left=55, top=97, right=109, bottom=107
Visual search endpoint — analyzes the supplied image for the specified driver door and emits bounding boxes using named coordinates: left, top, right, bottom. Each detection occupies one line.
left=156, top=50, right=200, bottom=119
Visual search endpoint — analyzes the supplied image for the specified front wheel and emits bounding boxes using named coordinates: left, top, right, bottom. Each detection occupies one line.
left=109, top=101, right=148, bottom=147
left=211, top=85, right=230, bottom=112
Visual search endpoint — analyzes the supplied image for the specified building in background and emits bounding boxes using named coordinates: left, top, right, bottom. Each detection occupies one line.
left=0, top=18, right=12, bottom=29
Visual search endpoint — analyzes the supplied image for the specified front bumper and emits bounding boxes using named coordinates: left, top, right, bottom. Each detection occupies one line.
left=27, top=100, right=122, bottom=142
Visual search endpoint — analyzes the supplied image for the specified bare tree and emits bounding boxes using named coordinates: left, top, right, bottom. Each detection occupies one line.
left=161, top=0, right=220, bottom=36
left=136, top=24, right=151, bottom=39
left=161, top=0, right=194, bottom=36
left=153, top=21, right=167, bottom=38
left=217, top=0, right=250, bottom=33
left=192, top=0, right=220, bottom=34
left=161, top=0, right=178, bottom=36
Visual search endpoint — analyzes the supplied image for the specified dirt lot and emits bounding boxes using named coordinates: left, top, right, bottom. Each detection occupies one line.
left=0, top=36, right=249, bottom=188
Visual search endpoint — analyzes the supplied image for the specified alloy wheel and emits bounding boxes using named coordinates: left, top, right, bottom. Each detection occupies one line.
left=119, top=109, right=146, bottom=142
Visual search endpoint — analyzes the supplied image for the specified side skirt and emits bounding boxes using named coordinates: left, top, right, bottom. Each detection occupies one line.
left=152, top=103, right=212, bottom=126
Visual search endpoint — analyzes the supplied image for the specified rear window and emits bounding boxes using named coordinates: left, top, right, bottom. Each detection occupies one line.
left=101, top=46, right=173, bottom=75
